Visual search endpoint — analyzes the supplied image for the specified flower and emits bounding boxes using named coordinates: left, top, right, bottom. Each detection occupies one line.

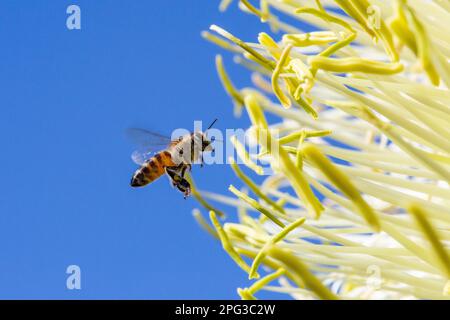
left=194, top=0, right=450, bottom=300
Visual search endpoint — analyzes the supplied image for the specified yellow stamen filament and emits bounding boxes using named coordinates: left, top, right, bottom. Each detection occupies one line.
left=271, top=44, right=293, bottom=108
left=302, top=143, right=381, bottom=231
left=309, top=56, right=404, bottom=75
left=187, top=175, right=225, bottom=218
left=278, top=129, right=332, bottom=145
left=267, top=246, right=339, bottom=300
left=229, top=158, right=285, bottom=214
left=230, top=135, right=265, bottom=175
left=192, top=209, right=219, bottom=239
left=229, top=185, right=285, bottom=228
left=409, top=204, right=450, bottom=278
left=215, top=55, right=244, bottom=106
left=239, top=268, right=286, bottom=299
left=239, top=0, right=268, bottom=22
left=243, top=94, right=324, bottom=217
left=249, top=217, right=306, bottom=279
left=210, top=211, right=257, bottom=276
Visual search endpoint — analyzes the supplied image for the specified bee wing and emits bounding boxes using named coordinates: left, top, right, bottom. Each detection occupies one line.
left=130, top=149, right=155, bottom=166
left=126, top=128, right=174, bottom=165
left=126, top=128, right=173, bottom=147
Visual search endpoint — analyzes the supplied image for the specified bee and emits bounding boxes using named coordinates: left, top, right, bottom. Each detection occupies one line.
left=127, top=119, right=217, bottom=198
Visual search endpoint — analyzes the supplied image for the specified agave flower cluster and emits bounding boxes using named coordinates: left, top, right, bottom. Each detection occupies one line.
left=191, top=0, right=450, bottom=299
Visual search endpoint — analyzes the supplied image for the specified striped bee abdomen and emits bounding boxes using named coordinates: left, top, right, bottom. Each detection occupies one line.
left=130, top=151, right=176, bottom=187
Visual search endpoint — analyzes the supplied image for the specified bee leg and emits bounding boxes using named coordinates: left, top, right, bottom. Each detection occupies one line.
left=180, top=179, right=191, bottom=199
left=200, top=154, right=204, bottom=168
left=180, top=166, right=187, bottom=178
left=166, top=166, right=191, bottom=198
left=180, top=164, right=191, bottom=178
left=175, top=177, right=191, bottom=199
left=165, top=166, right=180, bottom=187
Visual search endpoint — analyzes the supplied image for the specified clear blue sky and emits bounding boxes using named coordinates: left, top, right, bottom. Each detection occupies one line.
left=0, top=1, right=295, bottom=299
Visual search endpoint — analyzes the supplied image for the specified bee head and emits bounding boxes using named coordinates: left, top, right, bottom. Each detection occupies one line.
left=201, top=132, right=213, bottom=152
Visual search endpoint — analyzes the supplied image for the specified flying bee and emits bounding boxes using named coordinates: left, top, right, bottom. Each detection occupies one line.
left=127, top=119, right=217, bottom=198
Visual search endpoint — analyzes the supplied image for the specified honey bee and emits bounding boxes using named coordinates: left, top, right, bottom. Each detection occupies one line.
left=127, top=120, right=217, bottom=198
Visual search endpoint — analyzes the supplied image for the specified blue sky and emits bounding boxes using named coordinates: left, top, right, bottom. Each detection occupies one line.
left=0, top=1, right=294, bottom=299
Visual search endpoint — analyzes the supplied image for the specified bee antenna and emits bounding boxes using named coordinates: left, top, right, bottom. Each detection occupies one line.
left=206, top=118, right=218, bottom=131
